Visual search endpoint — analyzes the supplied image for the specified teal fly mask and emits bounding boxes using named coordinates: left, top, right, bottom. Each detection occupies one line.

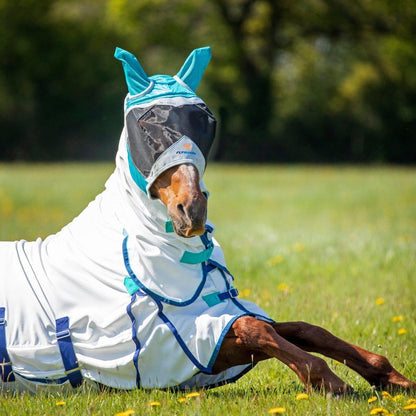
left=114, top=47, right=216, bottom=196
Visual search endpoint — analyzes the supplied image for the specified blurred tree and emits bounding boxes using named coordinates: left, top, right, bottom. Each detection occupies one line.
left=0, top=0, right=415, bottom=162
left=94, top=0, right=416, bottom=162
left=0, top=0, right=124, bottom=159
left=206, top=0, right=416, bottom=162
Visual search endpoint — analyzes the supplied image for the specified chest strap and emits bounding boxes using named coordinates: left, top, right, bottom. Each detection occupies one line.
left=55, top=317, right=83, bottom=388
left=202, top=288, right=239, bottom=307
left=180, top=244, right=214, bottom=265
left=0, top=307, right=15, bottom=382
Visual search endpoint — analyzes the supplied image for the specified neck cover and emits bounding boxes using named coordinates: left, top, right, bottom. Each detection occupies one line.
left=114, top=47, right=216, bottom=197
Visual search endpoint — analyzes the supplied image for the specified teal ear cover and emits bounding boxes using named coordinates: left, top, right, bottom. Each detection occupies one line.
left=176, top=47, right=212, bottom=92
left=114, top=47, right=151, bottom=95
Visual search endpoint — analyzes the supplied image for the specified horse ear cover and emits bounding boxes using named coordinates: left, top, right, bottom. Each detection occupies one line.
left=176, top=47, right=212, bottom=91
left=114, top=47, right=151, bottom=95
left=115, top=46, right=211, bottom=94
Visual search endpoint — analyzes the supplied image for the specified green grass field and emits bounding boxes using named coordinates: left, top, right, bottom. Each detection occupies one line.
left=0, top=163, right=415, bottom=415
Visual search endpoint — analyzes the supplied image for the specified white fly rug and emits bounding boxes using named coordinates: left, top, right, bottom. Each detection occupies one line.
left=0, top=130, right=270, bottom=393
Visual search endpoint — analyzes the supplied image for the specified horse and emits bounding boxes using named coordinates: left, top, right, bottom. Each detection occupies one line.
left=0, top=46, right=414, bottom=395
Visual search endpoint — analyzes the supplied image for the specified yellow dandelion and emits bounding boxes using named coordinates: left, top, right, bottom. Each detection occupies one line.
left=177, top=398, right=187, bottom=403
left=392, top=316, right=404, bottom=322
left=278, top=283, right=292, bottom=292
left=370, top=408, right=389, bottom=415
left=114, top=411, right=135, bottom=416
left=398, top=328, right=407, bottom=335
left=149, top=402, right=161, bottom=407
left=55, top=401, right=66, bottom=406
left=240, top=288, right=251, bottom=298
left=407, top=399, right=416, bottom=404
left=375, top=298, right=385, bottom=306
left=393, top=395, right=403, bottom=402
left=404, top=403, right=416, bottom=410
left=296, top=393, right=309, bottom=400
left=185, top=392, right=201, bottom=398
left=268, top=255, right=283, bottom=266
left=293, top=242, right=305, bottom=252
left=262, top=291, right=270, bottom=300
left=382, top=391, right=392, bottom=399
left=268, top=407, right=286, bottom=414
left=368, top=397, right=377, bottom=403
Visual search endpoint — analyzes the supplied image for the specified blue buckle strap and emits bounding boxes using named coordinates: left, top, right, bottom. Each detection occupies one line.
left=55, top=317, right=83, bottom=388
left=0, top=307, right=15, bottom=382
left=218, top=288, right=239, bottom=301
left=202, top=288, right=239, bottom=307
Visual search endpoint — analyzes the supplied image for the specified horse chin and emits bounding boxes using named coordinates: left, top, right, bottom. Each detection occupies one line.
left=171, top=219, right=205, bottom=238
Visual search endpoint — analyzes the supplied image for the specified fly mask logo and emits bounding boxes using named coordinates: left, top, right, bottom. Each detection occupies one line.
left=177, top=141, right=197, bottom=156
left=115, top=47, right=216, bottom=196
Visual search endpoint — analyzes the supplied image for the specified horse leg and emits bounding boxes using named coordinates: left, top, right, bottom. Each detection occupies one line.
left=272, top=321, right=416, bottom=391
left=213, top=316, right=353, bottom=394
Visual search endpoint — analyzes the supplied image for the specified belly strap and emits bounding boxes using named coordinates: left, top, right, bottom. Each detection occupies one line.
left=0, top=307, right=15, bottom=382
left=55, top=317, right=83, bottom=388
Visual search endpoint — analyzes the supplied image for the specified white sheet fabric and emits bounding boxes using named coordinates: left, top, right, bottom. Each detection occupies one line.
left=0, top=129, right=270, bottom=392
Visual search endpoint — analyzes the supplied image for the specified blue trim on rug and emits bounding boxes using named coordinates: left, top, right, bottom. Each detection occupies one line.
left=122, top=235, right=208, bottom=307
left=207, top=363, right=256, bottom=389
left=154, top=298, right=212, bottom=374
left=206, top=314, right=243, bottom=370
left=14, top=372, right=69, bottom=385
left=191, top=363, right=257, bottom=391
left=121, top=230, right=270, bottom=387
left=126, top=293, right=141, bottom=387
left=207, top=259, right=233, bottom=280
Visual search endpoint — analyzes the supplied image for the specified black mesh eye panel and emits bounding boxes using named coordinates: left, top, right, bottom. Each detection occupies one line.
left=126, top=104, right=216, bottom=178
left=126, top=111, right=158, bottom=178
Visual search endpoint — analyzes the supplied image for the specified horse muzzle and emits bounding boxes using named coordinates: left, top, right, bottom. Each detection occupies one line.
left=170, top=195, right=207, bottom=238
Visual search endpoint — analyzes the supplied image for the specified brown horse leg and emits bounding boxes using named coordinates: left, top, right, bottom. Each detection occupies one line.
left=213, top=316, right=353, bottom=394
left=272, top=321, right=416, bottom=391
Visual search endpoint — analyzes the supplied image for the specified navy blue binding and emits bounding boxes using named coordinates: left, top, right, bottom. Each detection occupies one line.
left=16, top=373, right=69, bottom=385
left=126, top=293, right=142, bottom=387
left=55, top=317, right=83, bottom=388
left=154, top=298, right=212, bottom=373
left=122, top=235, right=208, bottom=307
left=122, top=227, right=271, bottom=383
left=152, top=270, right=246, bottom=375
left=0, top=307, right=15, bottom=382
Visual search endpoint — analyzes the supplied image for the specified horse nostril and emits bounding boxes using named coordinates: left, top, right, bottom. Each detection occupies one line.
left=177, top=203, right=185, bottom=216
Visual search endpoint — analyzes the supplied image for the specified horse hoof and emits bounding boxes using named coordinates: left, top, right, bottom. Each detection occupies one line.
left=325, top=384, right=355, bottom=399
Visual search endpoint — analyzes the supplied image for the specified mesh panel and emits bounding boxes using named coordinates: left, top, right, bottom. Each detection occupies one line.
left=127, top=104, right=216, bottom=178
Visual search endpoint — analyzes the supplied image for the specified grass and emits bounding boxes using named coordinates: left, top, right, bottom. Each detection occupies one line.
left=0, top=163, right=415, bottom=415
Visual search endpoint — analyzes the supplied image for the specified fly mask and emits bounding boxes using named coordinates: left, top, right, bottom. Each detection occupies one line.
left=114, top=47, right=217, bottom=199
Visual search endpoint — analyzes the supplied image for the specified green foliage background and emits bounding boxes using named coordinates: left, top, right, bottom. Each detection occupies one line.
left=1, top=0, right=415, bottom=162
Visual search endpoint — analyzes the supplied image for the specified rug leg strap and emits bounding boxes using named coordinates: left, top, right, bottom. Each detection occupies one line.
left=0, top=307, right=15, bottom=382
left=56, top=317, right=83, bottom=388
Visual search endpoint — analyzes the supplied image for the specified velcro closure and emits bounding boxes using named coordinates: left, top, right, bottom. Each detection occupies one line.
left=202, top=288, right=239, bottom=307
left=180, top=245, right=213, bottom=264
